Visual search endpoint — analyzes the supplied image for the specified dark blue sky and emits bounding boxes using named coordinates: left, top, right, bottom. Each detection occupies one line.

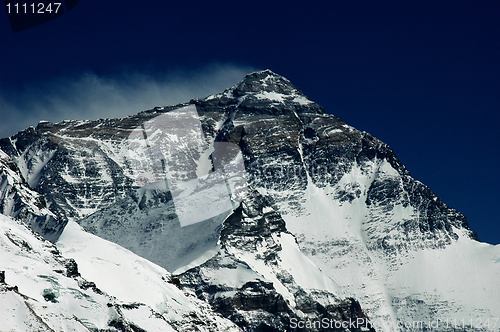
left=1, top=1, right=499, bottom=244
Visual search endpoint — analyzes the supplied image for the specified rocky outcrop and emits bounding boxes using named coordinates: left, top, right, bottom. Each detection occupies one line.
left=0, top=149, right=61, bottom=241
left=178, top=190, right=374, bottom=332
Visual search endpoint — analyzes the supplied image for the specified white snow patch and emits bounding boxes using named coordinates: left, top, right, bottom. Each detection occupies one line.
left=200, top=260, right=261, bottom=289
left=278, top=233, right=342, bottom=295
left=196, top=141, right=215, bottom=178
left=292, top=95, right=313, bottom=105
left=173, top=245, right=221, bottom=275
left=254, top=91, right=285, bottom=103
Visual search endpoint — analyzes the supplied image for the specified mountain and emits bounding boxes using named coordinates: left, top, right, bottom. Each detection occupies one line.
left=1, top=70, right=499, bottom=331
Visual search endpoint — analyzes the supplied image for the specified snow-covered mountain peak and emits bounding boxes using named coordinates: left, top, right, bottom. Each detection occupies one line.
left=232, top=69, right=302, bottom=95
left=201, top=70, right=317, bottom=110
left=1, top=70, right=498, bottom=331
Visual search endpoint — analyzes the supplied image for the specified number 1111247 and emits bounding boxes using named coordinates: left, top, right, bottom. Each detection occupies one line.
left=6, top=3, right=62, bottom=14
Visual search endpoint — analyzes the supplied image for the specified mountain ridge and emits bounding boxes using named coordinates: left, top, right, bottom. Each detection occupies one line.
left=1, top=70, right=498, bottom=332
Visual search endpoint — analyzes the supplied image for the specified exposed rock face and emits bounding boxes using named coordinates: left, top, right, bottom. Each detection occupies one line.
left=0, top=118, right=140, bottom=226
left=0, top=149, right=61, bottom=241
left=1, top=69, right=498, bottom=331
left=197, top=71, right=477, bottom=249
left=178, top=189, right=374, bottom=331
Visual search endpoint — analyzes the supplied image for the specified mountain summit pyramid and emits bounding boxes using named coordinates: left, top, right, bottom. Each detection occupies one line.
left=1, top=70, right=499, bottom=331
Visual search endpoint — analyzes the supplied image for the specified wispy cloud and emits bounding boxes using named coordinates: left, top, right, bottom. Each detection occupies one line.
left=0, top=63, right=256, bottom=138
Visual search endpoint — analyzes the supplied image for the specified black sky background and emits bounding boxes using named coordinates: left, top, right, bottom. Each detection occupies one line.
left=1, top=0, right=499, bottom=244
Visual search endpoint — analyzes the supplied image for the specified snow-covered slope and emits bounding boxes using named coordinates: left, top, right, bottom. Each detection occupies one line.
left=0, top=213, right=173, bottom=331
left=57, top=220, right=244, bottom=331
left=0, top=212, right=243, bottom=331
left=1, top=69, right=498, bottom=331
left=281, top=163, right=500, bottom=331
